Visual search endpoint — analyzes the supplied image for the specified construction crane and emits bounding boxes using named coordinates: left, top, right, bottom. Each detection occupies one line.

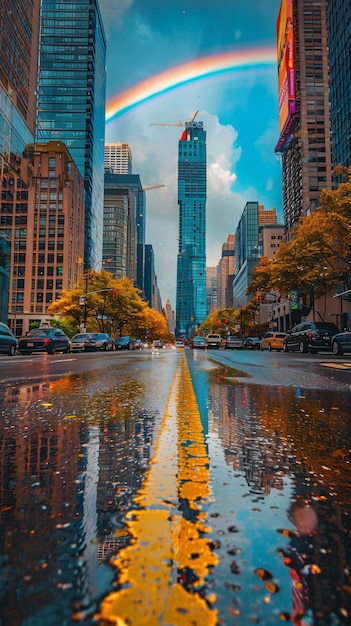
left=139, top=184, right=165, bottom=192
left=150, top=110, right=198, bottom=127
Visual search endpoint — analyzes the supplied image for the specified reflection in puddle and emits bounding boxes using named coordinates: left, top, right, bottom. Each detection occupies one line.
left=0, top=372, right=157, bottom=625
left=204, top=362, right=351, bottom=625
left=0, top=356, right=351, bottom=625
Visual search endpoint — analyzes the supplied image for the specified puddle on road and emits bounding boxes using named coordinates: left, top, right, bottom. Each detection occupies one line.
left=0, top=359, right=350, bottom=625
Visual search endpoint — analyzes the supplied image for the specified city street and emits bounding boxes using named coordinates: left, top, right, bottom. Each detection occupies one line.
left=0, top=348, right=351, bottom=625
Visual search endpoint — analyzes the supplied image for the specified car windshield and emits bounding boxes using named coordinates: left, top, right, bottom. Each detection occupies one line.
left=26, top=329, right=53, bottom=337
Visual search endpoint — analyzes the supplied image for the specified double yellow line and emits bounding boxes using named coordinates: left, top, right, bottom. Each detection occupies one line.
left=97, top=353, right=218, bottom=625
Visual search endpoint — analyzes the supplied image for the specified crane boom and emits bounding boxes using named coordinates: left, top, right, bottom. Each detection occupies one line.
left=139, top=184, right=165, bottom=192
left=150, top=110, right=198, bottom=127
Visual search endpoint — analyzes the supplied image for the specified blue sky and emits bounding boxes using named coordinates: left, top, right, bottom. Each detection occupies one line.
left=100, top=0, right=282, bottom=307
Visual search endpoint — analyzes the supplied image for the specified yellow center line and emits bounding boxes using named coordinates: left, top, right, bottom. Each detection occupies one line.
left=96, top=353, right=218, bottom=625
left=320, top=361, right=351, bottom=370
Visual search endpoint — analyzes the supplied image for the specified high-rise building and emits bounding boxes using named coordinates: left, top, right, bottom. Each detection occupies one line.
left=104, top=143, right=133, bottom=174
left=233, top=202, right=261, bottom=308
left=36, top=0, right=107, bottom=271
left=259, top=223, right=284, bottom=259
left=275, top=0, right=332, bottom=236
left=218, top=234, right=235, bottom=310
left=233, top=203, right=280, bottom=308
left=2, top=142, right=84, bottom=335
left=176, top=120, right=207, bottom=339
left=164, top=299, right=175, bottom=335
left=0, top=0, right=40, bottom=325
left=327, top=0, right=351, bottom=171
left=206, top=267, right=218, bottom=314
left=103, top=173, right=138, bottom=282
left=0, top=0, right=40, bottom=142
left=103, top=173, right=146, bottom=292
left=326, top=0, right=351, bottom=318
left=144, top=244, right=162, bottom=312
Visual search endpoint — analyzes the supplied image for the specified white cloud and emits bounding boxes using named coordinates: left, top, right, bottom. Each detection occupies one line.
left=99, top=0, right=134, bottom=33
left=106, top=97, right=255, bottom=306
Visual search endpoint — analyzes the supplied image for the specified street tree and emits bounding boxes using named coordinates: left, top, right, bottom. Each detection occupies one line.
left=247, top=167, right=351, bottom=305
left=198, top=308, right=241, bottom=336
left=47, top=271, right=147, bottom=336
left=138, top=307, right=172, bottom=344
left=246, top=256, right=274, bottom=296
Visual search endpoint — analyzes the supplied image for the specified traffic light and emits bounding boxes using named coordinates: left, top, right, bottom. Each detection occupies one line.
left=112, top=289, right=118, bottom=300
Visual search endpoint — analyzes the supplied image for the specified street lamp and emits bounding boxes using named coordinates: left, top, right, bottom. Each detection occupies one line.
left=80, top=260, right=111, bottom=332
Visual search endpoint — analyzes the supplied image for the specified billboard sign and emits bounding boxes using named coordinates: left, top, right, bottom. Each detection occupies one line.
left=276, top=0, right=296, bottom=149
left=288, top=290, right=298, bottom=310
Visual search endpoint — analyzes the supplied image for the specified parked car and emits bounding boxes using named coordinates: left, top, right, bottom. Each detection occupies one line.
left=283, top=322, right=340, bottom=354
left=224, top=335, right=243, bottom=349
left=134, top=339, right=144, bottom=349
left=18, top=327, right=71, bottom=355
left=260, top=331, right=287, bottom=352
left=0, top=322, right=18, bottom=356
left=114, top=336, right=136, bottom=350
left=190, top=336, right=208, bottom=349
left=206, top=333, right=222, bottom=349
left=331, top=330, right=351, bottom=355
left=242, top=336, right=261, bottom=350
left=83, top=333, right=114, bottom=351
left=70, top=333, right=94, bottom=352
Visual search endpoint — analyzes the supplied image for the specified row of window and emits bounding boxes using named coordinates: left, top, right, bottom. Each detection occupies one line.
left=12, top=293, right=59, bottom=304
left=1, top=190, right=28, bottom=199
left=12, top=279, right=63, bottom=290
left=1, top=204, right=28, bottom=213
left=32, top=253, right=65, bottom=263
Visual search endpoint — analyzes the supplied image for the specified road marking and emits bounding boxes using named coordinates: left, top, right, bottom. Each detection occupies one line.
left=53, top=358, right=77, bottom=363
left=97, top=352, right=217, bottom=625
left=320, top=362, right=351, bottom=370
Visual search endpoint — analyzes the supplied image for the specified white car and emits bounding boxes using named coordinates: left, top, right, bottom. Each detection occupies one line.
left=175, top=340, right=185, bottom=348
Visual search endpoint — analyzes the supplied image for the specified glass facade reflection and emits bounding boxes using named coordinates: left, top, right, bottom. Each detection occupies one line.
left=36, top=0, right=106, bottom=269
left=327, top=0, right=351, bottom=169
left=233, top=201, right=260, bottom=308
left=176, top=121, right=207, bottom=339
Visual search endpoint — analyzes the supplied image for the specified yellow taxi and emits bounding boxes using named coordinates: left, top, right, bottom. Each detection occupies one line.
left=260, top=331, right=287, bottom=352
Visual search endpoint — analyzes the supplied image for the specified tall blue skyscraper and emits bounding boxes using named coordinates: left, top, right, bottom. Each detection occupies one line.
left=176, top=120, right=207, bottom=339
left=36, top=0, right=106, bottom=270
left=327, top=0, right=351, bottom=170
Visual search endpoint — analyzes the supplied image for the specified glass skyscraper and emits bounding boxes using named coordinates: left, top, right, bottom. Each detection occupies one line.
left=36, top=0, right=106, bottom=270
left=232, top=201, right=260, bottom=308
left=327, top=0, right=351, bottom=170
left=176, top=120, right=207, bottom=339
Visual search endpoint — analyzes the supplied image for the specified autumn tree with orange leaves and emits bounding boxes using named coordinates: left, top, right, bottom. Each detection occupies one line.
left=247, top=166, right=351, bottom=304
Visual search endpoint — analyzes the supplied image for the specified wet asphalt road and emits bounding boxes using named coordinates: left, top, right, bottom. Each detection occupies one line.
left=0, top=347, right=351, bottom=625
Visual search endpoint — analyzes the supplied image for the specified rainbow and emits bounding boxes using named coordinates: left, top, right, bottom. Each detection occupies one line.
left=106, top=46, right=277, bottom=123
